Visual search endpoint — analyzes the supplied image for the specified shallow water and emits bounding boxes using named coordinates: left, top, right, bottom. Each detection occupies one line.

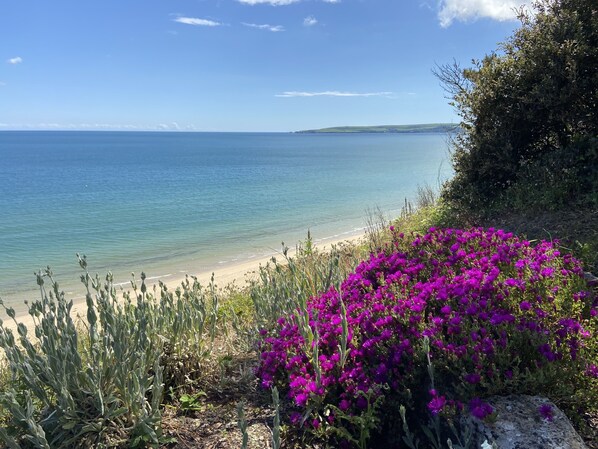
left=0, top=131, right=452, bottom=304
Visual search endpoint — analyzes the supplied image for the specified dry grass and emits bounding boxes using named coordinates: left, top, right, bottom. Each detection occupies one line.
left=160, top=343, right=274, bottom=449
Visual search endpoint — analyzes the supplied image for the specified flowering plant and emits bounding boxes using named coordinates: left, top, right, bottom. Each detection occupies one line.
left=257, top=228, right=597, bottom=445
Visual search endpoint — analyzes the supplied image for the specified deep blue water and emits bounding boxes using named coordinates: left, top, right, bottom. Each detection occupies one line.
left=0, top=131, right=452, bottom=303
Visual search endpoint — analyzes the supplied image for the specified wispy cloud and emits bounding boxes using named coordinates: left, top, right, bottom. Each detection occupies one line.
left=303, top=16, right=318, bottom=26
left=276, top=91, right=394, bottom=98
left=0, top=122, right=196, bottom=131
left=7, top=56, right=23, bottom=65
left=0, top=81, right=6, bottom=86
left=157, top=122, right=182, bottom=131
left=438, top=0, right=530, bottom=27
left=238, top=0, right=339, bottom=4
left=242, top=22, right=285, bottom=32
left=0, top=123, right=136, bottom=130
left=173, top=17, right=221, bottom=26
left=238, top=0, right=299, bottom=4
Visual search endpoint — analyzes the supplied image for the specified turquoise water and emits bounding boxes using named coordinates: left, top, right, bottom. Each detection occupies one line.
left=0, top=131, right=452, bottom=303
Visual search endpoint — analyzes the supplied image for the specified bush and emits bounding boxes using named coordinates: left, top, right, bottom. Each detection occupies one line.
left=257, top=228, right=597, bottom=447
left=0, top=257, right=220, bottom=448
left=154, top=273, right=220, bottom=392
left=249, top=234, right=362, bottom=341
left=501, top=136, right=598, bottom=212
left=0, top=260, right=164, bottom=448
left=437, top=0, right=598, bottom=214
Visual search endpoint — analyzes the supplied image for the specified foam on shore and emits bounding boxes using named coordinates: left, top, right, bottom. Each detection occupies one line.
left=1, top=231, right=366, bottom=332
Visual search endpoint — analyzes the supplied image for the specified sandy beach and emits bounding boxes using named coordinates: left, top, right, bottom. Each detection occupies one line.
left=1, top=231, right=366, bottom=334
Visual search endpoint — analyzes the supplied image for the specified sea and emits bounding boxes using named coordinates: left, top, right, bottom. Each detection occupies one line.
left=0, top=131, right=452, bottom=308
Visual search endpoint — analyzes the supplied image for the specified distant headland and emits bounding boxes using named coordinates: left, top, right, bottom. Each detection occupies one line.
left=296, top=123, right=459, bottom=134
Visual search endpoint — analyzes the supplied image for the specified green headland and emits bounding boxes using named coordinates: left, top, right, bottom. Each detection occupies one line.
left=296, top=123, right=458, bottom=134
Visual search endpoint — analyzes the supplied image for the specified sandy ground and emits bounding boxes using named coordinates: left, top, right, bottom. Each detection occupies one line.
left=1, top=232, right=366, bottom=334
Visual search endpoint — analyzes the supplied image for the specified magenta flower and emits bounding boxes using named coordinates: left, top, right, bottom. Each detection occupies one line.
left=339, top=399, right=351, bottom=411
left=519, top=301, right=531, bottom=311
left=255, top=227, right=596, bottom=437
left=538, top=404, right=554, bottom=421
left=464, top=373, right=481, bottom=384
left=469, top=398, right=493, bottom=420
left=294, top=393, right=309, bottom=407
left=586, top=364, right=598, bottom=378
left=428, top=392, right=447, bottom=415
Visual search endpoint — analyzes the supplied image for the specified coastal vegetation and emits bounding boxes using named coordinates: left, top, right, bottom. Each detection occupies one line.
left=0, top=0, right=596, bottom=447
left=435, top=0, right=597, bottom=216
left=257, top=227, right=597, bottom=448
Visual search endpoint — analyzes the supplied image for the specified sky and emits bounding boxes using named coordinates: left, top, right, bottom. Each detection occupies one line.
left=0, top=0, right=531, bottom=132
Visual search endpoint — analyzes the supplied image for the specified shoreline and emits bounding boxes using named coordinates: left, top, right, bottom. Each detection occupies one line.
left=1, top=230, right=366, bottom=332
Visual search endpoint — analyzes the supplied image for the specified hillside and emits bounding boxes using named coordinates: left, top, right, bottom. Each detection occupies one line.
left=296, top=123, right=458, bottom=134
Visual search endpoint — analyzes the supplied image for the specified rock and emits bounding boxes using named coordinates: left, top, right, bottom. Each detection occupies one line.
left=465, top=395, right=588, bottom=449
left=583, top=272, right=598, bottom=288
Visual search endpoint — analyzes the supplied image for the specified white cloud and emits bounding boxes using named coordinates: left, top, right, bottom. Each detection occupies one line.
left=238, top=0, right=299, bottom=4
left=0, top=81, right=6, bottom=86
left=242, top=22, right=285, bottom=32
left=438, top=0, right=530, bottom=27
left=238, top=0, right=338, bottom=4
left=303, top=16, right=318, bottom=26
left=157, top=122, right=185, bottom=131
left=0, top=122, right=189, bottom=131
left=173, top=17, right=221, bottom=26
left=276, top=91, right=393, bottom=98
left=7, top=56, right=23, bottom=65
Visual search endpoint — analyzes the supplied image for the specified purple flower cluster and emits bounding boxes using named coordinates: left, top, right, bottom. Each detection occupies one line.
left=257, top=228, right=597, bottom=428
left=538, top=403, right=554, bottom=421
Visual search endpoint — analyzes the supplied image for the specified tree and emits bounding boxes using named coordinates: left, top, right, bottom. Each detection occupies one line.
left=437, top=0, right=598, bottom=213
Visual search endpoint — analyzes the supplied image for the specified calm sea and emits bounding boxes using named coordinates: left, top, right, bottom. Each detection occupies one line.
left=0, top=131, right=452, bottom=305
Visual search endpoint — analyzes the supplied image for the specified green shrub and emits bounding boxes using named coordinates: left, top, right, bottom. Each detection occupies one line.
left=501, top=136, right=598, bottom=212
left=154, top=274, right=219, bottom=392
left=437, top=0, right=598, bottom=215
left=248, top=234, right=362, bottom=340
left=0, top=256, right=221, bottom=448
left=0, top=259, right=164, bottom=448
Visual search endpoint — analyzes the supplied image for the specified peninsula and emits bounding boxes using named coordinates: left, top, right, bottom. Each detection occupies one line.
left=296, top=123, right=458, bottom=134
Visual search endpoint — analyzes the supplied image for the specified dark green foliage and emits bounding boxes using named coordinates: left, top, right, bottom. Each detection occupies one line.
left=437, top=0, right=598, bottom=214
left=504, top=136, right=598, bottom=211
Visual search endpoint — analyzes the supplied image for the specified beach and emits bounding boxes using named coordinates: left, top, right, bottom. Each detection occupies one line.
left=2, top=231, right=366, bottom=333
left=0, top=131, right=451, bottom=332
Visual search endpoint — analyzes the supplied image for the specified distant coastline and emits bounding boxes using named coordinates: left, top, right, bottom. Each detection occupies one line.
left=296, top=123, right=459, bottom=134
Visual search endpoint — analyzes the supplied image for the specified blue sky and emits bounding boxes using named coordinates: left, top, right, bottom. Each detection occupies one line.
left=1, top=0, right=529, bottom=131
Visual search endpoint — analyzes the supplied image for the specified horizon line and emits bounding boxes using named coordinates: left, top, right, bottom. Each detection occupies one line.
left=0, top=121, right=458, bottom=134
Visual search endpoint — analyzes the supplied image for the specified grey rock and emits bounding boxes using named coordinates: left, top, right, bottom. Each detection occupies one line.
left=465, top=395, right=588, bottom=449
left=583, top=272, right=598, bottom=288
